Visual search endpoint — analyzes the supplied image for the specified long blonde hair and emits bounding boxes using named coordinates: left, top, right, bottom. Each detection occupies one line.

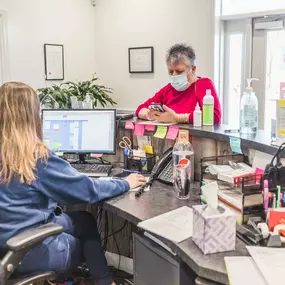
left=0, top=82, right=49, bottom=184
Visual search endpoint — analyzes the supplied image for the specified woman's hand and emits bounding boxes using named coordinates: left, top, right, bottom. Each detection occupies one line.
left=154, top=105, right=178, bottom=123
left=138, top=108, right=155, bottom=121
left=124, top=174, right=147, bottom=189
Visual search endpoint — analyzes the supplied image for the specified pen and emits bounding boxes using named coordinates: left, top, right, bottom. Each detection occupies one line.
left=263, top=180, right=269, bottom=212
left=277, top=186, right=281, bottom=209
left=273, top=194, right=276, bottom=209
left=224, top=129, right=240, bottom=133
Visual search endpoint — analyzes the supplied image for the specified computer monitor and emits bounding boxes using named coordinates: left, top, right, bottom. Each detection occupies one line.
left=42, top=109, right=116, bottom=154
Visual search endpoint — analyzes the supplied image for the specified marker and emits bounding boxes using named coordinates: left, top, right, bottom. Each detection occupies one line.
left=277, top=186, right=281, bottom=209
left=264, top=180, right=269, bottom=212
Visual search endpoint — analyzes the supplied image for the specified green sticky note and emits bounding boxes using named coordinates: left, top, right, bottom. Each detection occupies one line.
left=229, top=137, right=242, bottom=154
left=154, top=126, right=168, bottom=139
left=52, top=142, right=61, bottom=149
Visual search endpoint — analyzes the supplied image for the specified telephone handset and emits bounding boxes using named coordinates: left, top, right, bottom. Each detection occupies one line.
left=150, top=147, right=173, bottom=185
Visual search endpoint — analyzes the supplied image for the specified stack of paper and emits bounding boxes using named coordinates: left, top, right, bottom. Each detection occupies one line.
left=225, top=247, right=285, bottom=285
left=138, top=206, right=193, bottom=243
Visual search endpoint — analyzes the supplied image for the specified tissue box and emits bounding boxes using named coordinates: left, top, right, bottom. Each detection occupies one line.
left=192, top=205, right=236, bottom=254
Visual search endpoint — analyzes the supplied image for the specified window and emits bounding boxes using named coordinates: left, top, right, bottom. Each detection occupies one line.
left=222, top=0, right=285, bottom=16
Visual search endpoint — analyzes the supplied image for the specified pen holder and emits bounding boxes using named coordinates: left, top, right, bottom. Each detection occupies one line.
left=192, top=205, right=236, bottom=254
left=124, top=153, right=156, bottom=173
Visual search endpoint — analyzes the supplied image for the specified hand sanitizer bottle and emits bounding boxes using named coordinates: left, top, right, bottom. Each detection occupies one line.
left=193, top=103, right=202, bottom=127
left=240, top=78, right=259, bottom=134
left=202, top=90, right=214, bottom=126
left=83, top=94, right=93, bottom=109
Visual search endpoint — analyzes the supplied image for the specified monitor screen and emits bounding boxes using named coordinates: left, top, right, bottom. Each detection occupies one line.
left=42, top=109, right=116, bottom=154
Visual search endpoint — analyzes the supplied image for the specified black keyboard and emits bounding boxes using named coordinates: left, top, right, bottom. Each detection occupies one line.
left=72, top=163, right=112, bottom=177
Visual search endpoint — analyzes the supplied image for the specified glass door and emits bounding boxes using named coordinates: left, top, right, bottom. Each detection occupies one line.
left=252, top=16, right=285, bottom=130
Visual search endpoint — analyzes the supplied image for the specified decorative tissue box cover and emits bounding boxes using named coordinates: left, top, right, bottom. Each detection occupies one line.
left=192, top=205, right=236, bottom=254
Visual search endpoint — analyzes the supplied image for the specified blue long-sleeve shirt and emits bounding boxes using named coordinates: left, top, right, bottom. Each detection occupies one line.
left=0, top=152, right=130, bottom=248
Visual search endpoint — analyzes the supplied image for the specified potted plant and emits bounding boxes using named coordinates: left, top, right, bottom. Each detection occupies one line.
left=38, top=74, right=117, bottom=109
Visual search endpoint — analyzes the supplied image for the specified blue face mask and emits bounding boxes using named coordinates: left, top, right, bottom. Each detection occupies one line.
left=169, top=72, right=190, bottom=91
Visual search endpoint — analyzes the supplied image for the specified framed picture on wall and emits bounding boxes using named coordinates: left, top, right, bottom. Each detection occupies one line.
left=44, top=44, right=64, bottom=80
left=129, top=46, right=154, bottom=73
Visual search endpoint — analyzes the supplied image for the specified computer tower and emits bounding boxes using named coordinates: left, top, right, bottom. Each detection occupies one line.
left=133, top=233, right=196, bottom=285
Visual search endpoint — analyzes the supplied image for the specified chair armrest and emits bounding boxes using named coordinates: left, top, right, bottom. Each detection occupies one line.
left=6, top=223, right=63, bottom=251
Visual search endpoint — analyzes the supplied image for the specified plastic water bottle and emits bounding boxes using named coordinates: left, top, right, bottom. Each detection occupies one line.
left=173, top=130, right=194, bottom=200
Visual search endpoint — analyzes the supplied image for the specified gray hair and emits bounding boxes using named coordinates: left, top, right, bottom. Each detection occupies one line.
left=166, top=43, right=196, bottom=67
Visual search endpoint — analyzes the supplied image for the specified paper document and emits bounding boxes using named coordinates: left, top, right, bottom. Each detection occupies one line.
left=247, top=246, right=285, bottom=285
left=138, top=206, right=193, bottom=243
left=138, top=121, right=176, bottom=126
left=225, top=257, right=267, bottom=285
left=98, top=177, right=150, bottom=192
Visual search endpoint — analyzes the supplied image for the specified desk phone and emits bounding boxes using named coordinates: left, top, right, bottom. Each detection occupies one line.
left=151, top=148, right=173, bottom=185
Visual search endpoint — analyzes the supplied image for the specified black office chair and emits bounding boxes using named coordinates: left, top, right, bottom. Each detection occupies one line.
left=0, top=223, right=63, bottom=285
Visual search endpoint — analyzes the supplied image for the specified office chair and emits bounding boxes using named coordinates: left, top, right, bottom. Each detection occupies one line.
left=0, top=223, right=63, bottom=285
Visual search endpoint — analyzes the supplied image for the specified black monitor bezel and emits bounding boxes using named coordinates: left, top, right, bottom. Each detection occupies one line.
left=41, top=109, right=117, bottom=155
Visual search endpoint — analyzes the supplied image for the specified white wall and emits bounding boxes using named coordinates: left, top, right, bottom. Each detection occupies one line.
left=94, top=0, right=215, bottom=109
left=0, top=0, right=96, bottom=89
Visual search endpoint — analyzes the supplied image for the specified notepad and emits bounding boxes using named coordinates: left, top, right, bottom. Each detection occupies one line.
left=225, top=257, right=267, bottom=285
left=138, top=206, right=193, bottom=243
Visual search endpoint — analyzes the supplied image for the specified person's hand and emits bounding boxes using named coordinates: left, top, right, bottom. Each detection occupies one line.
left=124, top=174, right=147, bottom=189
left=139, top=108, right=155, bottom=121
left=155, top=105, right=178, bottom=123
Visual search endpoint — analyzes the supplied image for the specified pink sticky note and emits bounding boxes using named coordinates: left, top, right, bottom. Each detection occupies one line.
left=125, top=121, right=134, bottom=130
left=134, top=124, right=145, bottom=136
left=145, top=124, right=155, bottom=132
left=166, top=126, right=179, bottom=140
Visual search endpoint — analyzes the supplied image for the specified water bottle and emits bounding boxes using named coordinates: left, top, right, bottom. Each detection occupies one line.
left=173, top=130, right=194, bottom=200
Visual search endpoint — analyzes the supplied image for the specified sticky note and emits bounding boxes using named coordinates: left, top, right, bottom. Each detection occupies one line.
left=166, top=126, right=179, bottom=140
left=55, top=152, right=64, bottom=157
left=134, top=123, right=145, bottom=136
left=145, top=124, right=156, bottom=132
left=230, top=137, right=242, bottom=154
left=144, top=145, right=154, bottom=155
left=154, top=126, right=168, bottom=139
left=125, top=121, right=134, bottom=130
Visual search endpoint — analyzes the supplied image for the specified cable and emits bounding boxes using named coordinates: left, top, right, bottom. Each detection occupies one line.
left=112, top=215, right=121, bottom=276
left=101, top=220, right=127, bottom=243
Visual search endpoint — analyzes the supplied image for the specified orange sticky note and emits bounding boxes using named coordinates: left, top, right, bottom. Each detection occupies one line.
left=145, top=124, right=155, bottom=132
left=125, top=121, right=134, bottom=130
left=134, top=124, right=145, bottom=136
left=166, top=126, right=179, bottom=140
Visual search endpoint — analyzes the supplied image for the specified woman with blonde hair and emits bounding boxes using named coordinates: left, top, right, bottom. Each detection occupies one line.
left=0, top=82, right=146, bottom=285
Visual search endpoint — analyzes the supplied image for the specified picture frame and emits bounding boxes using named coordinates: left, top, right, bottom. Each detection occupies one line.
left=44, top=44, right=64, bottom=80
left=129, top=46, right=154, bottom=73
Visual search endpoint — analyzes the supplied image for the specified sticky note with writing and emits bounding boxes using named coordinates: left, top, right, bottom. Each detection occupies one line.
left=230, top=137, right=242, bottom=154
left=154, top=126, right=168, bottom=139
left=166, top=126, right=179, bottom=140
left=125, top=121, right=134, bottom=130
left=134, top=124, right=145, bottom=136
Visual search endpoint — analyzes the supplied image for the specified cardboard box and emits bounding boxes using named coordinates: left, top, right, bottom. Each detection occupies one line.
left=192, top=205, right=236, bottom=254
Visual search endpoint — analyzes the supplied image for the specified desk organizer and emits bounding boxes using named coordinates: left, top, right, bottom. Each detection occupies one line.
left=124, top=153, right=156, bottom=173
left=192, top=205, right=236, bottom=254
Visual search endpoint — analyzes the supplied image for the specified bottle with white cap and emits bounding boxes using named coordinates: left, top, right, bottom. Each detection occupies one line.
left=202, top=89, right=214, bottom=126
left=240, top=78, right=259, bottom=134
left=193, top=103, right=202, bottom=127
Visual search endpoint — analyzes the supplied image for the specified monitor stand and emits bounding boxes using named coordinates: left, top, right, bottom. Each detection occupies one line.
left=77, top=153, right=109, bottom=165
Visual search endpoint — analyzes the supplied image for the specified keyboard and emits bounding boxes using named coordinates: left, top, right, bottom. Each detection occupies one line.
left=72, top=163, right=112, bottom=177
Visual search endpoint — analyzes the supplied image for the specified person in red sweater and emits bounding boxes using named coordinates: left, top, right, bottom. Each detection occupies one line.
left=136, top=44, right=222, bottom=124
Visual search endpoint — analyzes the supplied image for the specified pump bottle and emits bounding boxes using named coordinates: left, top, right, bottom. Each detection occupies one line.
left=240, top=78, right=259, bottom=134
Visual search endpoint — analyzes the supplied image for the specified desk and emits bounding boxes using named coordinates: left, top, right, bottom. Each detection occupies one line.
left=102, top=181, right=248, bottom=285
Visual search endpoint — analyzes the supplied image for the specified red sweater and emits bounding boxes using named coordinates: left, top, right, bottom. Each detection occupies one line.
left=136, top=78, right=222, bottom=124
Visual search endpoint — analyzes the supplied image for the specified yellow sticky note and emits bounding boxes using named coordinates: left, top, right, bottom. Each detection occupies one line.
left=154, top=126, right=168, bottom=139
left=144, top=145, right=154, bottom=155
